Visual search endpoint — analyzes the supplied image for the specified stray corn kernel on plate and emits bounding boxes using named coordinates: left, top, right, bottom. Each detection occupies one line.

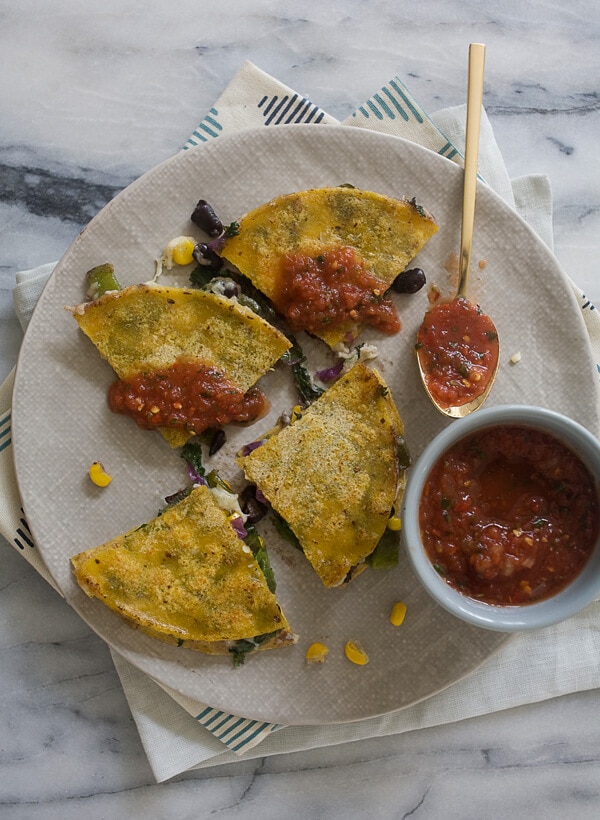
left=12, top=125, right=600, bottom=725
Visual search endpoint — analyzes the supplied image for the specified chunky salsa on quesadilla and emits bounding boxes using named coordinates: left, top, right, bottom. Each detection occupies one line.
left=70, top=282, right=291, bottom=447
left=220, top=186, right=438, bottom=348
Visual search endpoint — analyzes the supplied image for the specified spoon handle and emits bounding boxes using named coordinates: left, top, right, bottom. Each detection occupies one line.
left=457, top=42, right=486, bottom=299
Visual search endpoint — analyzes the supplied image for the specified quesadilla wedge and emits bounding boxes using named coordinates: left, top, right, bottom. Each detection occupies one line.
left=220, top=186, right=438, bottom=348
left=71, top=484, right=296, bottom=660
left=239, top=363, right=409, bottom=587
left=70, top=282, right=291, bottom=447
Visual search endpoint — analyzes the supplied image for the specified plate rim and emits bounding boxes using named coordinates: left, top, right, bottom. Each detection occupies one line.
left=11, top=123, right=599, bottom=724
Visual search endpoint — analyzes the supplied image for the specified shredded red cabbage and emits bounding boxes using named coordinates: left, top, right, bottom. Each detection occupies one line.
left=239, top=440, right=266, bottom=457
left=207, top=234, right=226, bottom=253
left=229, top=515, right=248, bottom=539
left=254, top=486, right=268, bottom=505
left=315, top=359, right=344, bottom=383
left=188, top=466, right=208, bottom=485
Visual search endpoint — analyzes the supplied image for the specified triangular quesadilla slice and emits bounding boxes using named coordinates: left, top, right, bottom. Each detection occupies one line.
left=239, top=363, right=409, bottom=587
left=220, top=186, right=438, bottom=348
left=70, top=282, right=291, bottom=446
left=71, top=485, right=296, bottom=659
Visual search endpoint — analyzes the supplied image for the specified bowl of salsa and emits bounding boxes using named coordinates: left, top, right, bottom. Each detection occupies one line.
left=402, top=405, right=600, bottom=631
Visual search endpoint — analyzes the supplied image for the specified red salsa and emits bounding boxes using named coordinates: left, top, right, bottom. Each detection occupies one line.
left=274, top=246, right=401, bottom=335
left=108, top=360, right=268, bottom=434
left=416, top=297, right=499, bottom=409
left=419, top=425, right=599, bottom=605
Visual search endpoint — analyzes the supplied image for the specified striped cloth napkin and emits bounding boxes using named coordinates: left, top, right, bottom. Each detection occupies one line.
left=3, top=61, right=600, bottom=782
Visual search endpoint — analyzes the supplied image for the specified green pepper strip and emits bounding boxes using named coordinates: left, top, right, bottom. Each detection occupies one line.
left=367, top=527, right=400, bottom=570
left=244, top=525, right=276, bottom=593
left=86, top=263, right=122, bottom=299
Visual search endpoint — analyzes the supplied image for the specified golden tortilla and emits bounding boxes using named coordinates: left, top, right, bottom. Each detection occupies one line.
left=220, top=186, right=438, bottom=347
left=70, top=283, right=291, bottom=446
left=240, top=363, right=407, bottom=587
left=71, top=485, right=296, bottom=655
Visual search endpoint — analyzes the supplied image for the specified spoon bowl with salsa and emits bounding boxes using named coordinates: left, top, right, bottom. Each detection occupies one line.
left=401, top=405, right=600, bottom=632
left=416, top=296, right=499, bottom=418
left=417, top=43, right=500, bottom=417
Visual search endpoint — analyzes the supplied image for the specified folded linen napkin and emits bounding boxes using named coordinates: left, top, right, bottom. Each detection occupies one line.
left=3, top=61, right=600, bottom=783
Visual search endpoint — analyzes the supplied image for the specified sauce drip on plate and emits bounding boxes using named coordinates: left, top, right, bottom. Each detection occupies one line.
left=419, top=424, right=599, bottom=605
left=416, top=297, right=498, bottom=410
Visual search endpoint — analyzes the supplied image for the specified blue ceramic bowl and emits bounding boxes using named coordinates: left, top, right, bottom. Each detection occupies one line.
left=401, top=405, right=600, bottom=631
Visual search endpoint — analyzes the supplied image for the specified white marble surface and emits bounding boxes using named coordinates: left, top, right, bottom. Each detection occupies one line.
left=1, top=0, right=600, bottom=816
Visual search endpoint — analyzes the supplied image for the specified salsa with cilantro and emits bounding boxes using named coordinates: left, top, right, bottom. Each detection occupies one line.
left=419, top=424, right=599, bottom=605
left=274, top=246, right=401, bottom=335
left=108, top=360, right=268, bottom=434
left=416, top=297, right=499, bottom=409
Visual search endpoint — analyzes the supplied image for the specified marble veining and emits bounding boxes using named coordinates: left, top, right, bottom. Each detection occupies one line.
left=1, top=0, right=600, bottom=815
left=1, top=162, right=127, bottom=226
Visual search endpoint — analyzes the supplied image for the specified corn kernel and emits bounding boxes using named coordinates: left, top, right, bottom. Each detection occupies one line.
left=305, top=642, right=329, bottom=664
left=89, top=461, right=112, bottom=487
left=390, top=601, right=407, bottom=626
left=344, top=640, right=369, bottom=666
left=387, top=515, right=402, bottom=531
left=169, top=236, right=196, bottom=266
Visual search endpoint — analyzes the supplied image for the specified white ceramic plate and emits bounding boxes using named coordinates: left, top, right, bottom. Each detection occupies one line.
left=12, top=125, right=600, bottom=725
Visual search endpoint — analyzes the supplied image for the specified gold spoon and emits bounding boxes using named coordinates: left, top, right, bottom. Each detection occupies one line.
left=416, top=43, right=500, bottom=418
